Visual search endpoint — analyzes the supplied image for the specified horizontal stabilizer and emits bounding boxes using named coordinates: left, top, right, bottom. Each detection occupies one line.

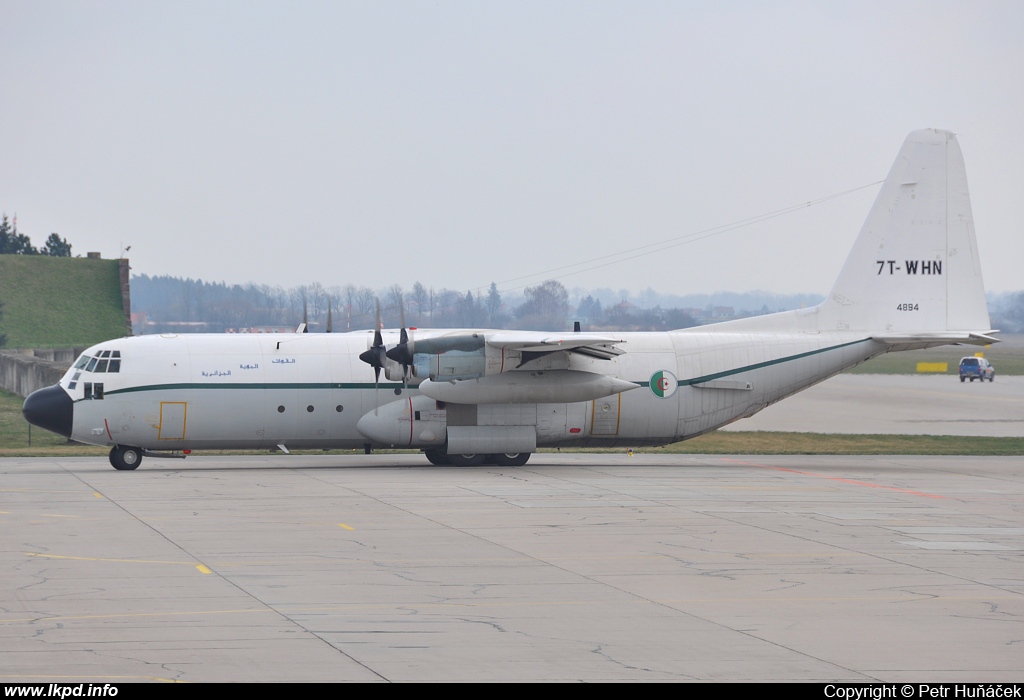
left=870, top=331, right=1000, bottom=350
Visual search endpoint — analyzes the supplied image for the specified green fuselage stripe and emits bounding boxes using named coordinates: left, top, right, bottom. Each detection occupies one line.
left=96, top=338, right=873, bottom=398
left=104, top=381, right=402, bottom=397
left=677, top=337, right=873, bottom=386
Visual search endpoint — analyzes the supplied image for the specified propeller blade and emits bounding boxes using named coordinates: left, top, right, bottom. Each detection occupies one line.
left=383, top=292, right=414, bottom=385
left=373, top=365, right=380, bottom=414
left=354, top=298, right=387, bottom=414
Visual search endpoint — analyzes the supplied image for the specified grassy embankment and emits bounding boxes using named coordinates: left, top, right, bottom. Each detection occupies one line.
left=0, top=255, right=128, bottom=349
left=4, top=388, right=1020, bottom=458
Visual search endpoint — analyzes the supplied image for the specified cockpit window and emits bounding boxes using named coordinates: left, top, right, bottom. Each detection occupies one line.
left=73, top=351, right=122, bottom=374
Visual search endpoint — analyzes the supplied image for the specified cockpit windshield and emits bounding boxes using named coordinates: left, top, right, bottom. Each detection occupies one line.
left=73, top=350, right=121, bottom=373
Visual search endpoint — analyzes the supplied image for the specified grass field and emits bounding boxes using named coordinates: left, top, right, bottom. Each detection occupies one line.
left=848, top=333, right=1024, bottom=375
left=0, top=256, right=128, bottom=348
left=3, top=389, right=1020, bottom=458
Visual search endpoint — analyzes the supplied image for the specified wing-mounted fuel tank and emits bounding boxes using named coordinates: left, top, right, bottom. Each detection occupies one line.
left=418, top=370, right=638, bottom=404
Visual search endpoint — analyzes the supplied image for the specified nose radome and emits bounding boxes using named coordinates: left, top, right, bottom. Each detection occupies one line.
left=22, top=385, right=74, bottom=438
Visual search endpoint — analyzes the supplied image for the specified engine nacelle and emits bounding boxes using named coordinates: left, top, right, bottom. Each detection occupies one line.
left=413, top=348, right=486, bottom=381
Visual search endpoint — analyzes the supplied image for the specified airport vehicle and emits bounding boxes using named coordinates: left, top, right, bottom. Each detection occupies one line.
left=959, top=356, right=995, bottom=382
left=22, top=129, right=997, bottom=470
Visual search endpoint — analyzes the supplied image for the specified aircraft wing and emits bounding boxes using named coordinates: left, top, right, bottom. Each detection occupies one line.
left=485, top=332, right=626, bottom=360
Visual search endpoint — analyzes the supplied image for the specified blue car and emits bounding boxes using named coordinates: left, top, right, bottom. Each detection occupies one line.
left=959, top=357, right=995, bottom=382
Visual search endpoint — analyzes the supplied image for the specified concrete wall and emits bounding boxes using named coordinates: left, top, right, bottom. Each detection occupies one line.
left=119, top=258, right=133, bottom=335
left=0, top=349, right=77, bottom=398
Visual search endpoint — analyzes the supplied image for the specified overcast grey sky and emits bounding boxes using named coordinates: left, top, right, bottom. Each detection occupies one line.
left=2, top=1, right=1022, bottom=297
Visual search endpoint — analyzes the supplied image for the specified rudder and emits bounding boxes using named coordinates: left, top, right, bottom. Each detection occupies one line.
left=818, top=129, right=990, bottom=334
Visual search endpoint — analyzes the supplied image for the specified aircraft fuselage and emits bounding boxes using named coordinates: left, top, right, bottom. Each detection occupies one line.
left=42, top=327, right=884, bottom=453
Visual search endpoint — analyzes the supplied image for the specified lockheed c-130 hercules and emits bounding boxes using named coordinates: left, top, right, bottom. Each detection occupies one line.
left=23, top=129, right=996, bottom=470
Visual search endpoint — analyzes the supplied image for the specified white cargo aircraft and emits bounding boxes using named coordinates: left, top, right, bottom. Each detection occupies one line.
left=23, top=129, right=996, bottom=470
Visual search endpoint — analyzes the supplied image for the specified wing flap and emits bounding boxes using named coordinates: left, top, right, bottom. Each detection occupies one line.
left=485, top=331, right=626, bottom=359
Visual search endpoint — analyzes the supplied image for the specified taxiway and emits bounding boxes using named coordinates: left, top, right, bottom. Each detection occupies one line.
left=2, top=453, right=1021, bottom=682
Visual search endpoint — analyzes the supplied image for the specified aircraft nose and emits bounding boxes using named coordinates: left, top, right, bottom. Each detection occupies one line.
left=22, top=385, right=74, bottom=439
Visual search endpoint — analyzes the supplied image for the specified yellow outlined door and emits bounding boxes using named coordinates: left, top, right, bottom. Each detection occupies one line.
left=591, top=394, right=621, bottom=436
left=158, top=402, right=187, bottom=440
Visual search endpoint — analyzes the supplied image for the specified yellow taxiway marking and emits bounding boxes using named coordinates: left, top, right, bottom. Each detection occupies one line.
left=338, top=523, right=354, bottom=530
left=93, top=492, right=103, bottom=498
left=26, top=552, right=213, bottom=573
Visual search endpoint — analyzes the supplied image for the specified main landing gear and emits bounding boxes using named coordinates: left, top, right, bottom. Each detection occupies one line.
left=423, top=450, right=531, bottom=467
left=109, top=445, right=143, bottom=471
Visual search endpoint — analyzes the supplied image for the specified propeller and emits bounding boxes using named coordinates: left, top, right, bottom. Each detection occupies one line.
left=326, top=298, right=333, bottom=333
left=385, top=294, right=414, bottom=384
left=358, top=300, right=387, bottom=413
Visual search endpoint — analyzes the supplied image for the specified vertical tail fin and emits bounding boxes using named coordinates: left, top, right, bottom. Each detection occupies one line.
left=818, top=129, right=991, bottom=334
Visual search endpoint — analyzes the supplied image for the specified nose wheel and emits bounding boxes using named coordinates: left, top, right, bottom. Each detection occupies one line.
left=109, top=445, right=143, bottom=471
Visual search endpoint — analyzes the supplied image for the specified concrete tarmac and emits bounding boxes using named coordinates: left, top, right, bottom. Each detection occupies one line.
left=2, top=453, right=1022, bottom=682
left=720, top=374, right=1024, bottom=437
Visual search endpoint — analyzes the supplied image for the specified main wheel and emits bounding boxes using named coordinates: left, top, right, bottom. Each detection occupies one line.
left=447, top=453, right=487, bottom=467
left=110, top=446, right=142, bottom=471
left=493, top=453, right=531, bottom=467
left=423, top=449, right=450, bottom=465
